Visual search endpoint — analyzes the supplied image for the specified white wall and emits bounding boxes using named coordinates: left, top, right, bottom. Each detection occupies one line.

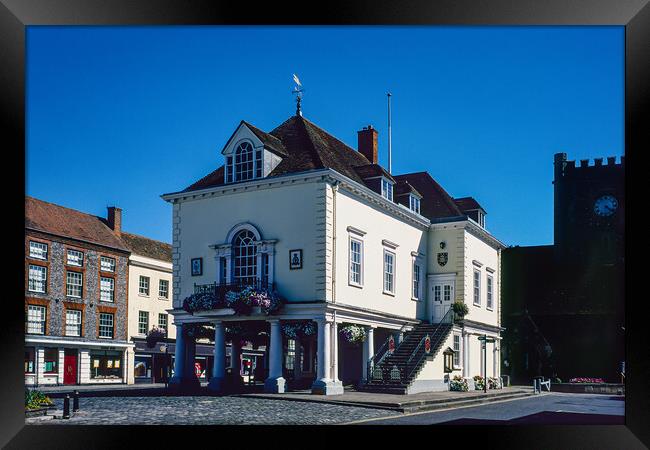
left=463, top=230, right=500, bottom=327
left=175, top=180, right=324, bottom=306
left=127, top=254, right=174, bottom=340
left=333, top=187, right=428, bottom=319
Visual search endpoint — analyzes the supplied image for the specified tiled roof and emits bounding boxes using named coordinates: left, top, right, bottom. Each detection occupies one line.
left=120, top=232, right=172, bottom=262
left=392, top=172, right=464, bottom=220
left=25, top=196, right=130, bottom=252
left=394, top=180, right=422, bottom=198
left=454, top=196, right=484, bottom=213
left=353, top=163, right=395, bottom=183
left=242, top=121, right=288, bottom=157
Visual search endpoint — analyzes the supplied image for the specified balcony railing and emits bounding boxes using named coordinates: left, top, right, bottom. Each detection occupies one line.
left=193, top=280, right=275, bottom=304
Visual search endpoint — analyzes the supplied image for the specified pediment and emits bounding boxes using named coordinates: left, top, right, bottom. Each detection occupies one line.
left=220, top=122, right=265, bottom=156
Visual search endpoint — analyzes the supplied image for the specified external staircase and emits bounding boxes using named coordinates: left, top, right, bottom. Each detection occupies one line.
left=358, top=309, right=455, bottom=394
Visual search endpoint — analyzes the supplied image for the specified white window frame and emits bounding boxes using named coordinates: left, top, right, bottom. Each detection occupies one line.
left=158, top=313, right=168, bottom=332
left=29, top=241, right=48, bottom=260
left=453, top=334, right=461, bottom=368
left=159, top=279, right=169, bottom=299
left=486, top=274, right=494, bottom=310
left=409, top=195, right=421, bottom=214
left=98, top=313, right=114, bottom=338
left=412, top=260, right=421, bottom=300
left=349, top=237, right=364, bottom=287
left=383, top=249, right=396, bottom=295
left=28, top=264, right=47, bottom=293
left=473, top=269, right=481, bottom=306
left=66, top=249, right=84, bottom=267
left=26, top=305, right=46, bottom=335
left=66, top=271, right=83, bottom=298
left=100, top=256, right=116, bottom=273
left=100, top=277, right=114, bottom=302
left=65, top=309, right=82, bottom=337
left=381, top=177, right=394, bottom=201
left=139, top=276, right=150, bottom=296
left=228, top=140, right=264, bottom=183
left=138, top=311, right=149, bottom=335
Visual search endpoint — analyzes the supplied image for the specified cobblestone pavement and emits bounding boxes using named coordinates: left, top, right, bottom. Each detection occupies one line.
left=26, top=396, right=397, bottom=425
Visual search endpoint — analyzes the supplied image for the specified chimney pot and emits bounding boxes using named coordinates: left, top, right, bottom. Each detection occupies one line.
left=107, top=206, right=122, bottom=236
left=357, top=125, right=378, bottom=164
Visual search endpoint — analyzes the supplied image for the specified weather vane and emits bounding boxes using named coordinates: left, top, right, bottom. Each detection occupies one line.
left=292, top=73, right=304, bottom=116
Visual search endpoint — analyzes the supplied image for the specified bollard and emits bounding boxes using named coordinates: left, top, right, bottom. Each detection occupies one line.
left=63, top=394, right=70, bottom=419
left=73, top=390, right=79, bottom=412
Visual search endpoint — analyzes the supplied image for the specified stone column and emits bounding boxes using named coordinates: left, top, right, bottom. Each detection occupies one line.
left=264, top=319, right=285, bottom=393
left=311, top=318, right=343, bottom=395
left=361, top=326, right=375, bottom=382
left=169, top=323, right=186, bottom=386
left=331, top=321, right=340, bottom=384
left=208, top=321, right=225, bottom=392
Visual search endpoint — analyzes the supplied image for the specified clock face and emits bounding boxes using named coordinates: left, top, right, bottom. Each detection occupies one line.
left=594, top=195, right=618, bottom=217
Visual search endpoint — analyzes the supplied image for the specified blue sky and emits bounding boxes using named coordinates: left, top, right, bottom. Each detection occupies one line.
left=26, top=26, right=624, bottom=246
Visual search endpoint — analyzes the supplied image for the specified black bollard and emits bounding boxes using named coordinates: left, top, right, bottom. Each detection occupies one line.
left=63, top=394, right=70, bottom=419
left=73, top=390, right=79, bottom=412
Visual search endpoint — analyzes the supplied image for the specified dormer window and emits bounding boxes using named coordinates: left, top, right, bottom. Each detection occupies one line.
left=409, top=195, right=421, bottom=214
left=226, top=141, right=264, bottom=184
left=381, top=177, right=394, bottom=201
left=477, top=211, right=485, bottom=228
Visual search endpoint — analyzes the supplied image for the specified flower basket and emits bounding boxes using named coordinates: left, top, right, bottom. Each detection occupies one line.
left=452, top=301, right=469, bottom=321
left=146, top=327, right=166, bottom=348
left=182, top=291, right=222, bottom=313
left=569, top=377, right=605, bottom=384
left=473, top=375, right=485, bottom=390
left=298, top=321, right=317, bottom=339
left=339, top=324, right=366, bottom=345
left=487, top=376, right=502, bottom=389
left=225, top=287, right=284, bottom=316
left=450, top=375, right=469, bottom=392
left=25, top=389, right=54, bottom=411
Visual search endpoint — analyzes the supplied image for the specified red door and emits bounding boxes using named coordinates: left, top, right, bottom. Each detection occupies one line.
left=63, top=349, right=78, bottom=385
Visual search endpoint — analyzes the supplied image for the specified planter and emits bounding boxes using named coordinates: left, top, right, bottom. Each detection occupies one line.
left=552, top=383, right=624, bottom=395
left=251, top=306, right=263, bottom=315
left=25, top=407, right=49, bottom=418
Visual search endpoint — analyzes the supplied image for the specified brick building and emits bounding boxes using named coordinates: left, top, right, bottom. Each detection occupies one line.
left=25, top=197, right=134, bottom=386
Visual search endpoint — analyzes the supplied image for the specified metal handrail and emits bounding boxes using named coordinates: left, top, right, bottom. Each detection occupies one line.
left=402, top=307, right=455, bottom=383
left=366, top=334, right=392, bottom=383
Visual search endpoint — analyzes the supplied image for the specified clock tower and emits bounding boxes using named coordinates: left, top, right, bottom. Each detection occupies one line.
left=553, top=152, right=624, bottom=267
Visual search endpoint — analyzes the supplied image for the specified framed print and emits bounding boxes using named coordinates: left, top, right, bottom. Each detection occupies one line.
left=191, top=257, right=203, bottom=276
left=289, top=249, right=302, bottom=270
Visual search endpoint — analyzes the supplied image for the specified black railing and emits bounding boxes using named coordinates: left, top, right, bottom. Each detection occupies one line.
left=193, top=280, right=275, bottom=304
left=401, top=308, right=455, bottom=383
left=367, top=335, right=394, bottom=384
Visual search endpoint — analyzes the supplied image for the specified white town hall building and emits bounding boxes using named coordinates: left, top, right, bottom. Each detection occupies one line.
left=162, top=109, right=505, bottom=395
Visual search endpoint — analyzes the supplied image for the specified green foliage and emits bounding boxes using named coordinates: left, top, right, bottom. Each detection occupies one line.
left=25, top=389, right=54, bottom=410
left=452, top=301, right=469, bottom=318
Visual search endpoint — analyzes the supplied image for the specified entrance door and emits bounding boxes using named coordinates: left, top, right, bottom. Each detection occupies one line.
left=431, top=281, right=454, bottom=323
left=63, top=349, right=78, bottom=385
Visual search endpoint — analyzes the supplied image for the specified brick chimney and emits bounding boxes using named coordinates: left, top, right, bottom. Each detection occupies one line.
left=107, top=206, right=122, bottom=235
left=357, top=125, right=378, bottom=164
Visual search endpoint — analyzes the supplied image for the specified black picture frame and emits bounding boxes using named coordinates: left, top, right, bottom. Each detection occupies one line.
left=190, top=257, right=203, bottom=276
left=5, top=1, right=647, bottom=448
left=289, top=249, right=302, bottom=270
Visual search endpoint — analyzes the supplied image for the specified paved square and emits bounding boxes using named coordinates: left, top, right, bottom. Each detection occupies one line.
left=27, top=396, right=397, bottom=425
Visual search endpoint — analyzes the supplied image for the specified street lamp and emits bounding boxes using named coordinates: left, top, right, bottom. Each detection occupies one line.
left=478, top=334, right=496, bottom=393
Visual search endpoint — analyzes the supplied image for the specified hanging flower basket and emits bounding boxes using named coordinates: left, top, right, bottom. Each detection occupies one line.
left=185, top=324, right=214, bottom=340
left=146, top=327, right=166, bottom=348
left=452, top=301, right=469, bottom=321
left=339, top=324, right=367, bottom=345
left=281, top=321, right=317, bottom=340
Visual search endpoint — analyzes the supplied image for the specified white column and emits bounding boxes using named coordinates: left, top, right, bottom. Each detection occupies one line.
left=331, top=321, right=340, bottom=383
left=58, top=348, right=64, bottom=385
left=169, top=324, right=186, bottom=385
left=311, top=318, right=343, bottom=395
left=208, top=321, right=225, bottom=391
left=264, top=319, right=285, bottom=393
left=361, top=326, right=375, bottom=382
left=215, top=257, right=222, bottom=284
left=224, top=255, right=232, bottom=283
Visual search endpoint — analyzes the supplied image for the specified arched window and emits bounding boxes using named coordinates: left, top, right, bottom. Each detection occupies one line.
left=233, top=230, right=257, bottom=285
left=235, top=142, right=254, bottom=181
